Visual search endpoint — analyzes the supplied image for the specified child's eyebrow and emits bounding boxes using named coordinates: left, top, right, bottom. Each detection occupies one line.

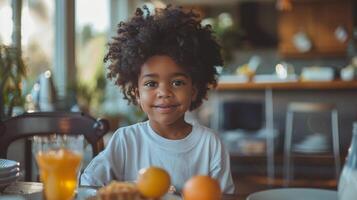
left=141, top=73, right=158, bottom=78
left=171, top=72, right=189, bottom=78
left=141, top=72, right=189, bottom=78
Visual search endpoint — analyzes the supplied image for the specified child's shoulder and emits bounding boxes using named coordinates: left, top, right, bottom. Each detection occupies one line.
left=191, top=123, right=224, bottom=150
left=112, top=121, right=148, bottom=138
left=194, top=123, right=215, bottom=133
left=192, top=122, right=219, bottom=139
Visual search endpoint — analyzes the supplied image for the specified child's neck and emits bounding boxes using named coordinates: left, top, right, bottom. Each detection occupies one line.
left=149, top=119, right=192, bottom=140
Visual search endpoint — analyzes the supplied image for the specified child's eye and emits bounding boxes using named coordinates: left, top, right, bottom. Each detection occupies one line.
left=172, top=80, right=185, bottom=87
left=144, top=81, right=157, bottom=88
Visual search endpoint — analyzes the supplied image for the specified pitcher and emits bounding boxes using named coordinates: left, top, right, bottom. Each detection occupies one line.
left=338, top=122, right=357, bottom=200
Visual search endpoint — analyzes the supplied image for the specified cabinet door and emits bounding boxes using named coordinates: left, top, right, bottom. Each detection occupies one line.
left=278, top=0, right=353, bottom=58
left=278, top=3, right=314, bottom=58
left=314, top=1, right=352, bottom=56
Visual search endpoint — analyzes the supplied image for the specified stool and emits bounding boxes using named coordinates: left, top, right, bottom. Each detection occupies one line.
left=283, top=102, right=340, bottom=186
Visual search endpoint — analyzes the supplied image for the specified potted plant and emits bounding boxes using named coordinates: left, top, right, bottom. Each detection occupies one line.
left=0, top=44, right=27, bottom=121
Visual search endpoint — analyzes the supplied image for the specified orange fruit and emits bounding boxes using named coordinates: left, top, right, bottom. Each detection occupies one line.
left=137, top=166, right=171, bottom=198
left=183, top=175, right=221, bottom=200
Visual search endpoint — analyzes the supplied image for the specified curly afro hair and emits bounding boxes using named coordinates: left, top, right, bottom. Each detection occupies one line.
left=104, top=5, right=223, bottom=111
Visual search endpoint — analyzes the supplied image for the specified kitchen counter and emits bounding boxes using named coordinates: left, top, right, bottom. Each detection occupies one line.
left=216, top=80, right=357, bottom=90
left=208, top=79, right=357, bottom=183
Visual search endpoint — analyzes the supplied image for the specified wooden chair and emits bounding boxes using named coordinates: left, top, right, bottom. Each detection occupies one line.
left=0, top=112, right=110, bottom=180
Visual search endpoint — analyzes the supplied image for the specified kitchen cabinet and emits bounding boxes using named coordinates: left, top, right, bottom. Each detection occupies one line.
left=278, top=0, right=353, bottom=58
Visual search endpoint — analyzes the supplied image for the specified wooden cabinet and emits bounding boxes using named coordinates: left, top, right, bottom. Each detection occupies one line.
left=278, top=0, right=353, bottom=58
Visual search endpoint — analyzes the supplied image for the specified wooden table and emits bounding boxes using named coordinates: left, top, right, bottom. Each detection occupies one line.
left=0, top=182, right=240, bottom=200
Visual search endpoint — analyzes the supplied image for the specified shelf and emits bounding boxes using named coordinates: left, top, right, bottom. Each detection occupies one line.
left=216, top=80, right=357, bottom=91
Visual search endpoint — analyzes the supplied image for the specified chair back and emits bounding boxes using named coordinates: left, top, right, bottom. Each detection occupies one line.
left=0, top=112, right=110, bottom=180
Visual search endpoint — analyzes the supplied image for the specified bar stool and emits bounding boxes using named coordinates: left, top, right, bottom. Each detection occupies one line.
left=283, top=102, right=340, bottom=186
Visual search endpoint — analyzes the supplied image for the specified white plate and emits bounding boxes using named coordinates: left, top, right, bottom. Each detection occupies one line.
left=247, top=188, right=337, bottom=200
left=85, top=192, right=181, bottom=200
left=0, top=167, right=20, bottom=178
left=77, top=187, right=97, bottom=200
left=0, top=159, right=20, bottom=173
left=162, top=193, right=182, bottom=200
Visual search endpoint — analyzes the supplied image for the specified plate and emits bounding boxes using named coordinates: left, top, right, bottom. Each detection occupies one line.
left=77, top=187, right=97, bottom=200
left=162, top=193, right=182, bottom=200
left=0, top=159, right=20, bottom=173
left=85, top=193, right=181, bottom=200
left=247, top=188, right=337, bottom=200
left=0, top=167, right=20, bottom=178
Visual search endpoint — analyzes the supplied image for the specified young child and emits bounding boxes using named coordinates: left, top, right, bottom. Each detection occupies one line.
left=81, top=5, right=235, bottom=194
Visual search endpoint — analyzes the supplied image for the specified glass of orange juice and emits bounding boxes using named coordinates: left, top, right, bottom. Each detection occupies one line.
left=33, top=134, right=84, bottom=200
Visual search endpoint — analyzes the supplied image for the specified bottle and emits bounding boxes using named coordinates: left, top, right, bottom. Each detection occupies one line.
left=338, top=122, right=357, bottom=200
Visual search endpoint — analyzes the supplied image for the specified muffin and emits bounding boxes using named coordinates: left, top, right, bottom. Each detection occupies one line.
left=96, top=181, right=159, bottom=200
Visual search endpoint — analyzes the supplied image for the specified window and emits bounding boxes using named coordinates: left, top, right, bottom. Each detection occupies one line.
left=0, top=0, right=12, bottom=45
left=21, top=0, right=54, bottom=89
left=75, top=0, right=109, bottom=114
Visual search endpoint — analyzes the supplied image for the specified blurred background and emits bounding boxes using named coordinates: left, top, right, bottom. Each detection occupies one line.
left=1, top=0, right=357, bottom=199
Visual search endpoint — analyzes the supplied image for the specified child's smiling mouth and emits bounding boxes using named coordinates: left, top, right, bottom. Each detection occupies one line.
left=153, top=104, right=179, bottom=113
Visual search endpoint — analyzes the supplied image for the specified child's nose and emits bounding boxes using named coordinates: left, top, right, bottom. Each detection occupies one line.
left=157, top=85, right=172, bottom=98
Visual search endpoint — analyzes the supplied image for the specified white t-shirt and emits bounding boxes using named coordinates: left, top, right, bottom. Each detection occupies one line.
left=81, top=120, right=235, bottom=193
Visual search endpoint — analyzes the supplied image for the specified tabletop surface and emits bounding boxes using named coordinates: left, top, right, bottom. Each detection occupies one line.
left=1, top=182, right=337, bottom=200
left=0, top=182, right=239, bottom=200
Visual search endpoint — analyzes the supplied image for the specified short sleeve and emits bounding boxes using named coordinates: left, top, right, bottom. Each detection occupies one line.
left=210, top=136, right=236, bottom=194
left=80, top=131, right=124, bottom=186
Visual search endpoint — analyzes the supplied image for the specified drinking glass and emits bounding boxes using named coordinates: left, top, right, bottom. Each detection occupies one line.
left=33, top=134, right=84, bottom=200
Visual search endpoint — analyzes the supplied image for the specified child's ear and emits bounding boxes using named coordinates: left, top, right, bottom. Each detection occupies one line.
left=134, top=88, right=140, bottom=104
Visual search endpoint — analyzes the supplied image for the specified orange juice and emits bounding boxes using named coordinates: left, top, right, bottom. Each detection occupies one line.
left=36, top=148, right=82, bottom=200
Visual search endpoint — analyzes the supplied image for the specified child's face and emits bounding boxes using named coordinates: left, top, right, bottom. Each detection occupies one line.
left=136, top=55, right=197, bottom=126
